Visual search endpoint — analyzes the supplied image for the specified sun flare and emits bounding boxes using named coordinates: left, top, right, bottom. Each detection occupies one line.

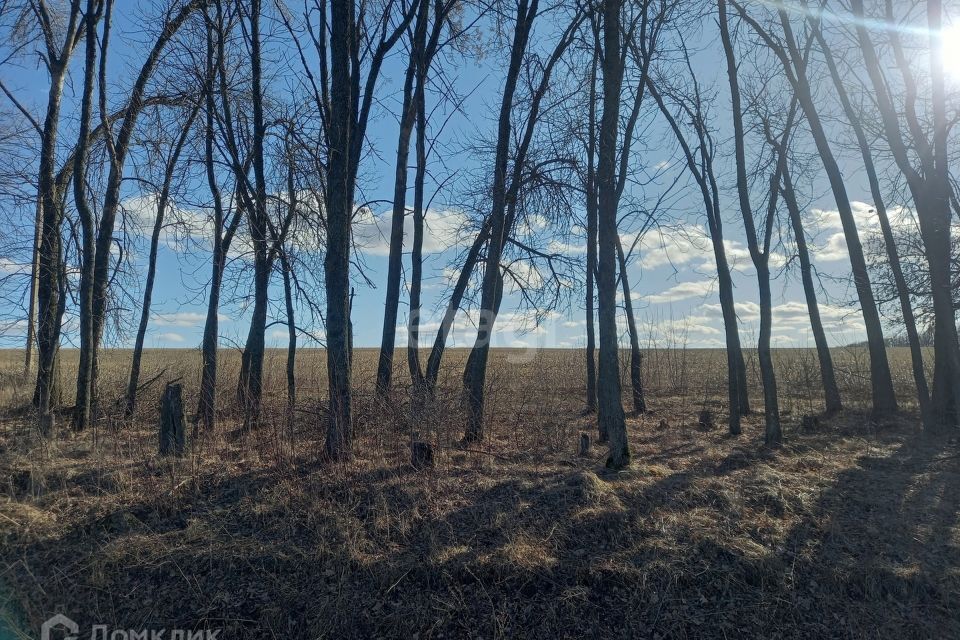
left=940, top=24, right=960, bottom=77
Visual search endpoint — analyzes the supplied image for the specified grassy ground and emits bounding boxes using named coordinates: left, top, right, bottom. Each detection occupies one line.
left=1, top=348, right=957, bottom=638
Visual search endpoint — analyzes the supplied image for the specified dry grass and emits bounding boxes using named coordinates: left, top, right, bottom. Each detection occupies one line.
left=0, top=347, right=958, bottom=639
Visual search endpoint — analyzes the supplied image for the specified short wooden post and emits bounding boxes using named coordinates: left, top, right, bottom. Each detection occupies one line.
left=698, top=409, right=715, bottom=431
left=159, top=383, right=186, bottom=456
left=410, top=440, right=434, bottom=470
left=578, top=432, right=590, bottom=456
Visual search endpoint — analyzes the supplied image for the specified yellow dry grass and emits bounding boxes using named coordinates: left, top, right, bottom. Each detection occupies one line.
left=0, top=347, right=957, bottom=639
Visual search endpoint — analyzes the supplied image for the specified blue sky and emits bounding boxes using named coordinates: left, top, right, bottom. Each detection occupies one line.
left=0, top=2, right=911, bottom=353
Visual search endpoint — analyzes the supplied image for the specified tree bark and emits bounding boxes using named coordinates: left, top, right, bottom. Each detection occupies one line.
left=584, top=54, right=599, bottom=416
left=781, top=164, right=843, bottom=414
left=733, top=1, right=897, bottom=416
left=324, top=0, right=356, bottom=460
left=813, top=24, right=924, bottom=418
left=462, top=0, right=539, bottom=443
left=124, top=105, right=198, bottom=417
left=597, top=0, right=629, bottom=469
left=72, top=0, right=100, bottom=432
left=718, top=0, right=779, bottom=444
left=616, top=238, right=645, bottom=414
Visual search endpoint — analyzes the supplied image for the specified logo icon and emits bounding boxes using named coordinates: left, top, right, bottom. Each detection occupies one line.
left=41, top=614, right=78, bottom=640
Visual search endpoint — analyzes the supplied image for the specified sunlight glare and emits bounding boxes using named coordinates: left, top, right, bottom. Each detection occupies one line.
left=940, top=25, right=960, bottom=78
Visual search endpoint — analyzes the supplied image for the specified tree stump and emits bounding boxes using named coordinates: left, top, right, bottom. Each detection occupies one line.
left=159, top=383, right=186, bottom=457
left=410, top=440, right=433, bottom=470
left=578, top=432, right=591, bottom=456
left=801, top=415, right=820, bottom=432
left=698, top=409, right=715, bottom=431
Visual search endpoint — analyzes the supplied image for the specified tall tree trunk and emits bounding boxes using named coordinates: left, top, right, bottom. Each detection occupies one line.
left=280, top=249, right=297, bottom=438
left=781, top=164, right=843, bottom=414
left=616, top=238, right=645, bottom=414
left=324, top=0, right=355, bottom=460
left=24, top=198, right=41, bottom=380
left=462, top=0, right=538, bottom=443
left=124, top=105, right=198, bottom=417
left=237, top=0, right=272, bottom=431
left=377, top=0, right=428, bottom=398
left=719, top=0, right=779, bottom=443
left=196, top=15, right=237, bottom=435
left=585, top=55, right=599, bottom=416
left=72, top=0, right=100, bottom=432
left=34, top=0, right=83, bottom=433
left=597, top=0, right=629, bottom=468
left=813, top=24, right=926, bottom=418
left=736, top=3, right=897, bottom=416
left=407, top=63, right=428, bottom=391
left=35, top=63, right=70, bottom=432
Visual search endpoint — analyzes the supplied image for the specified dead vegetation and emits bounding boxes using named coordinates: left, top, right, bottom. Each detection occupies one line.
left=1, top=348, right=958, bottom=639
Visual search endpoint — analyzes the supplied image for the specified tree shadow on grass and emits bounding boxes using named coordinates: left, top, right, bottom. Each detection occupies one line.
left=4, top=425, right=959, bottom=639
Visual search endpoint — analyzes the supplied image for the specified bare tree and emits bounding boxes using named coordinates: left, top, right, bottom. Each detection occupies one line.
left=596, top=0, right=628, bottom=467
left=462, top=0, right=585, bottom=443
left=123, top=102, right=200, bottom=417
left=72, top=0, right=206, bottom=431
left=645, top=54, right=749, bottom=435
left=718, top=0, right=782, bottom=444
left=731, top=0, right=898, bottom=417
left=848, top=0, right=959, bottom=429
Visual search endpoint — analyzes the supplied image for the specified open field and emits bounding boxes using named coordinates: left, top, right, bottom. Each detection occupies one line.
left=1, top=348, right=958, bottom=638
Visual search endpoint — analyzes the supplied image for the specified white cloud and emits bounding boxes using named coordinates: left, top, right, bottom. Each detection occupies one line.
left=644, top=279, right=715, bottom=303
left=156, top=332, right=185, bottom=343
left=352, top=207, right=469, bottom=256
left=153, top=311, right=226, bottom=327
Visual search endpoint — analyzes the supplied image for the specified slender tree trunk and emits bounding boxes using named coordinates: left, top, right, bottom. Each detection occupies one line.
left=124, top=106, right=197, bottom=417
left=24, top=198, right=41, bottom=380
left=280, top=249, right=297, bottom=438
left=736, top=3, right=897, bottom=415
left=756, top=263, right=781, bottom=444
left=197, top=244, right=226, bottom=433
left=781, top=165, right=843, bottom=414
left=196, top=15, right=235, bottom=435
left=407, top=66, right=428, bottom=390
left=462, top=0, right=538, bottom=443
left=814, top=25, right=926, bottom=418
left=719, top=0, right=779, bottom=442
left=616, top=238, right=645, bottom=414
left=376, top=3, right=425, bottom=397
left=236, top=0, right=272, bottom=431
left=324, top=0, right=355, bottom=460
left=597, top=0, right=629, bottom=469
left=72, top=0, right=99, bottom=432
left=585, top=56, right=599, bottom=416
